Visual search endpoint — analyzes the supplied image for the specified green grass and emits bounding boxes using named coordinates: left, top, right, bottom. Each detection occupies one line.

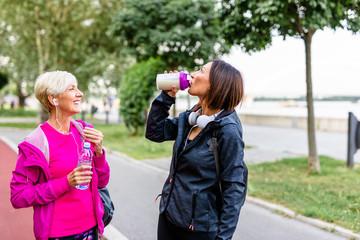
left=247, top=156, right=360, bottom=233
left=0, top=122, right=173, bottom=160
left=0, top=122, right=251, bottom=160
left=0, top=108, right=37, bottom=117
left=93, top=124, right=174, bottom=160
left=93, top=124, right=251, bottom=159
left=0, top=122, right=38, bottom=129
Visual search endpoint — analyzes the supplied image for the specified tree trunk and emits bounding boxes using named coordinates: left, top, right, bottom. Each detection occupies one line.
left=39, top=105, right=49, bottom=123
left=16, top=82, right=26, bottom=108
left=303, top=30, right=321, bottom=174
left=35, top=18, right=49, bottom=124
left=18, top=95, right=26, bottom=108
left=172, top=103, right=176, bottom=118
left=170, top=64, right=178, bottom=118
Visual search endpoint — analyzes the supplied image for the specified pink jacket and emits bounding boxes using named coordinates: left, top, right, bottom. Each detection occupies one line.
left=10, top=120, right=110, bottom=240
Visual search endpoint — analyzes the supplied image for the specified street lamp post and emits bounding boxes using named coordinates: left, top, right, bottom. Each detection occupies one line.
left=347, top=112, right=360, bottom=169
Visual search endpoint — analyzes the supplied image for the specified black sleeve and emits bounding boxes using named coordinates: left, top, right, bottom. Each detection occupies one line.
left=145, top=91, right=179, bottom=142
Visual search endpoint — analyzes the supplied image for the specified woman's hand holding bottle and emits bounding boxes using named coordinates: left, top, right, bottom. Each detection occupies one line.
left=163, top=70, right=179, bottom=98
left=67, top=165, right=93, bottom=188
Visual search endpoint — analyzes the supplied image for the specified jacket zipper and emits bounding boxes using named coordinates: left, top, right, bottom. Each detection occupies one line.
left=189, top=189, right=198, bottom=231
left=163, top=141, right=189, bottom=210
left=154, top=193, right=162, bottom=204
left=163, top=147, right=188, bottom=211
left=163, top=120, right=214, bottom=212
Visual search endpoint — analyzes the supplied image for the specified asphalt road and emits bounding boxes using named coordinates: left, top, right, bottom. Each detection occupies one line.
left=106, top=153, right=346, bottom=240
left=243, top=125, right=360, bottom=163
left=0, top=125, right=353, bottom=240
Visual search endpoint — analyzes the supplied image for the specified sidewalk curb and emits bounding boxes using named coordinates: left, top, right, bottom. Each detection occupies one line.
left=109, top=150, right=168, bottom=174
left=0, top=136, right=18, bottom=153
left=246, top=197, right=360, bottom=240
left=110, top=150, right=360, bottom=240
left=103, top=224, right=129, bottom=240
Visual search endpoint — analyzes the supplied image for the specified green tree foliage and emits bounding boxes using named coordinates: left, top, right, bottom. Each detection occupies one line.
left=0, top=0, right=125, bottom=117
left=0, top=72, right=9, bottom=91
left=120, top=58, right=165, bottom=135
left=219, top=0, right=360, bottom=173
left=111, top=0, right=228, bottom=70
left=112, top=0, right=229, bottom=133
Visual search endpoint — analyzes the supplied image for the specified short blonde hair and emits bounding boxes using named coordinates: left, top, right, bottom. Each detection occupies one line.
left=34, top=71, right=77, bottom=113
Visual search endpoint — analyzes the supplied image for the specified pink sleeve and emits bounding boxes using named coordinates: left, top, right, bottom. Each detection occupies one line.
left=10, top=148, right=71, bottom=209
left=94, top=149, right=110, bottom=189
left=51, top=175, right=73, bottom=197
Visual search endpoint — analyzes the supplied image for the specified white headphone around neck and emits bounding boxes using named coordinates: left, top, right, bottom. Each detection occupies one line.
left=53, top=98, right=58, bottom=106
left=188, top=109, right=223, bottom=129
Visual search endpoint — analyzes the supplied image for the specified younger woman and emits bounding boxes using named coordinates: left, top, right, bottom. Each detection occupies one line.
left=146, top=60, right=248, bottom=240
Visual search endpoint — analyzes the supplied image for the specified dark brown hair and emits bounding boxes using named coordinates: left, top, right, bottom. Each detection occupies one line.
left=203, top=59, right=244, bottom=111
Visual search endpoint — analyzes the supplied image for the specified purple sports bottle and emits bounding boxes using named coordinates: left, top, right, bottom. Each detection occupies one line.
left=156, top=72, right=192, bottom=91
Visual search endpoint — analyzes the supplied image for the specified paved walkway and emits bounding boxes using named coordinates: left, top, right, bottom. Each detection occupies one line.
left=0, top=132, right=109, bottom=240
left=1, top=123, right=360, bottom=239
left=0, top=138, right=33, bottom=239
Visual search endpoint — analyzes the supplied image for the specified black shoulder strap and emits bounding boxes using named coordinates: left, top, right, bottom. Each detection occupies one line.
left=211, top=129, right=224, bottom=204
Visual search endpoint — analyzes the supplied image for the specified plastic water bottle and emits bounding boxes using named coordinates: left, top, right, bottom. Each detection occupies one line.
left=76, top=142, right=92, bottom=190
left=156, top=72, right=192, bottom=91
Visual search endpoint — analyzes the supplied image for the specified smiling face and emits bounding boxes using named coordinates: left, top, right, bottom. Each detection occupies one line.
left=188, top=62, right=212, bottom=100
left=52, top=84, right=83, bottom=116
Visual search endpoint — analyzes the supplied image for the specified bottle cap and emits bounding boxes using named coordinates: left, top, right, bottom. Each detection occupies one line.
left=84, top=142, right=91, bottom=149
left=179, top=72, right=191, bottom=90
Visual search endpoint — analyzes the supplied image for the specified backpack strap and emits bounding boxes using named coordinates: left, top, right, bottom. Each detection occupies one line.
left=211, top=129, right=224, bottom=204
left=71, top=119, right=90, bottom=143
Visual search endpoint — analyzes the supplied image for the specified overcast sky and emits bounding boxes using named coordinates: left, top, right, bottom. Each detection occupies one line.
left=222, top=28, right=360, bottom=98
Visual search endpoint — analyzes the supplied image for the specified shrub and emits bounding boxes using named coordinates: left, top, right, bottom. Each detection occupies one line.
left=120, top=58, right=165, bottom=135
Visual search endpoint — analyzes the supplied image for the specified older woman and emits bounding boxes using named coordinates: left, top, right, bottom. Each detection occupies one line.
left=10, top=71, right=110, bottom=240
left=146, top=59, right=248, bottom=240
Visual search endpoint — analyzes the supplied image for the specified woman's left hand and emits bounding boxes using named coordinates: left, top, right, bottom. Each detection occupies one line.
left=83, top=127, right=104, bottom=156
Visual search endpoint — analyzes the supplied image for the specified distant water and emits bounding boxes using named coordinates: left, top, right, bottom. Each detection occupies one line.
left=239, top=101, right=360, bottom=119
left=175, top=98, right=360, bottom=119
